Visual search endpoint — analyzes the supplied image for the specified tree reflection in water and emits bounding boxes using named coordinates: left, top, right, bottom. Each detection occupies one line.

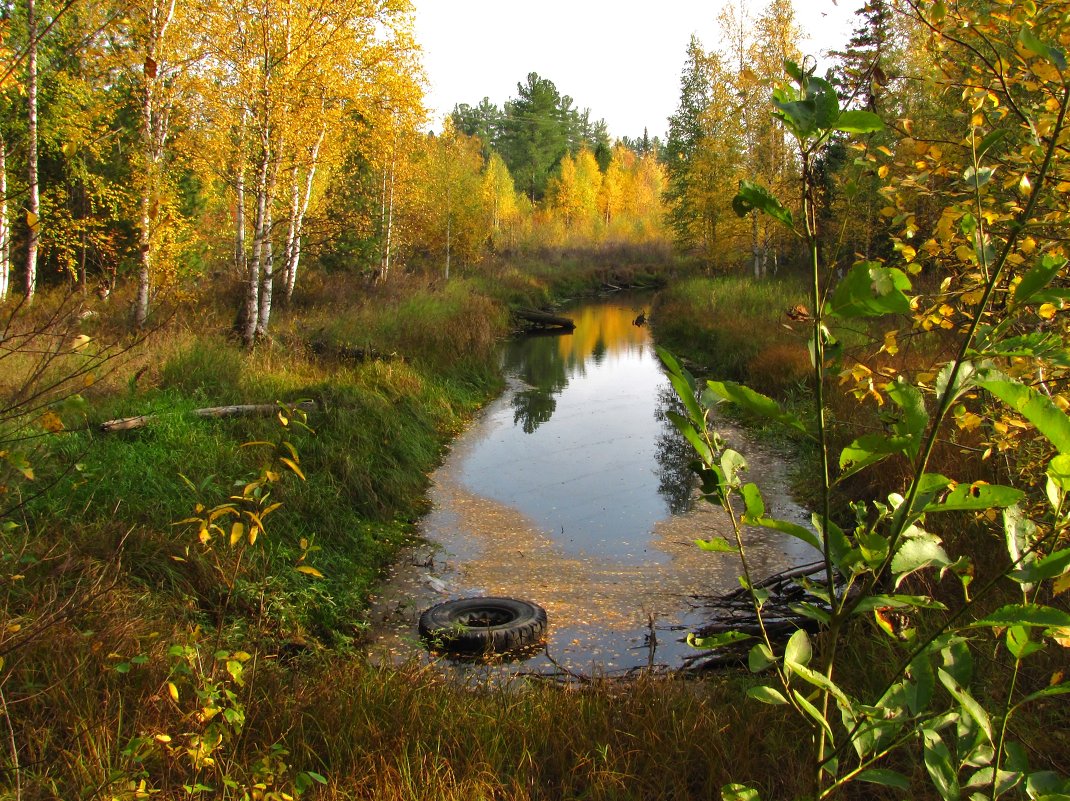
left=654, top=384, right=697, bottom=514
left=504, top=330, right=578, bottom=434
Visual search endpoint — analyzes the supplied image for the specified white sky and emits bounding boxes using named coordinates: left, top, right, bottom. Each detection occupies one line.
left=412, top=0, right=864, bottom=141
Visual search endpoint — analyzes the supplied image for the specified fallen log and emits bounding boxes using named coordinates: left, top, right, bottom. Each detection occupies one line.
left=100, top=400, right=317, bottom=433
left=515, top=308, right=575, bottom=331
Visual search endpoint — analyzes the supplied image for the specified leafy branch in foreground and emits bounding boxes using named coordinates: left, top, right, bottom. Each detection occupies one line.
left=664, top=6, right=1070, bottom=800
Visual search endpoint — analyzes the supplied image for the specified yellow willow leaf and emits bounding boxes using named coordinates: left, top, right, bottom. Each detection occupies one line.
left=956, top=412, right=983, bottom=431
left=295, top=565, right=324, bottom=578
left=882, top=330, right=899, bottom=356
left=230, top=522, right=244, bottom=547
left=1039, top=303, right=1057, bottom=320
left=878, top=165, right=890, bottom=179
left=155, top=733, right=172, bottom=744
left=1053, top=628, right=1070, bottom=648
left=71, top=334, right=91, bottom=351
left=1053, top=573, right=1070, bottom=596
left=167, top=682, right=179, bottom=703
left=955, top=244, right=976, bottom=262
left=25, top=210, right=39, bottom=231
left=1021, top=237, right=1037, bottom=253
left=880, top=206, right=897, bottom=218
left=248, top=525, right=259, bottom=546
left=198, top=525, right=210, bottom=545
left=1019, top=174, right=1033, bottom=194
left=963, top=289, right=985, bottom=305
left=280, top=457, right=306, bottom=480
left=261, top=502, right=283, bottom=517
left=939, top=303, right=955, bottom=317
left=877, top=145, right=894, bottom=157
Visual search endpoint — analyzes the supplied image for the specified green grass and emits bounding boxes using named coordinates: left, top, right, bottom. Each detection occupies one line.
left=652, top=275, right=812, bottom=397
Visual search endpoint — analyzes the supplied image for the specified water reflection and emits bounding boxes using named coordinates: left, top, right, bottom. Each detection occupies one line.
left=654, top=385, right=697, bottom=515
left=461, top=296, right=690, bottom=564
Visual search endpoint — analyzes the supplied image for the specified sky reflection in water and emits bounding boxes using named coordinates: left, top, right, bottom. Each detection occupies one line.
left=459, top=299, right=682, bottom=565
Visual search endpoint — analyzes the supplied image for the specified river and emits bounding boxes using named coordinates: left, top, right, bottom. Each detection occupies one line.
left=368, top=292, right=817, bottom=674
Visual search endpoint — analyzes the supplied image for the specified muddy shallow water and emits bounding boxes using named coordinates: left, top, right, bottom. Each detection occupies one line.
left=367, top=294, right=817, bottom=674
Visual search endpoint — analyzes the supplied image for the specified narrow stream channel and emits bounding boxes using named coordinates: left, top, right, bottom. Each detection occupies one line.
left=369, top=292, right=818, bottom=673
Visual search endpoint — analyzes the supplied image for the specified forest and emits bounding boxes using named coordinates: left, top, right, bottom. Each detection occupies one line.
left=1, top=0, right=1070, bottom=799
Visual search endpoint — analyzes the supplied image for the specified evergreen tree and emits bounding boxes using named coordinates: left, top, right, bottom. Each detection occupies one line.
left=498, top=72, right=579, bottom=202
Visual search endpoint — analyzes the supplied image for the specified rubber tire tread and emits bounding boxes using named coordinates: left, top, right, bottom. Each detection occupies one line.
left=418, top=597, right=548, bottom=654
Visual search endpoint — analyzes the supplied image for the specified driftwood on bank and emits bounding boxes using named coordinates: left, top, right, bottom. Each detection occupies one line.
left=514, top=308, right=576, bottom=331
left=680, top=560, right=834, bottom=672
left=99, top=400, right=318, bottom=433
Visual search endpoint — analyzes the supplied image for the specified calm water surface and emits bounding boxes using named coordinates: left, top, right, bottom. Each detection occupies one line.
left=369, top=293, right=817, bottom=673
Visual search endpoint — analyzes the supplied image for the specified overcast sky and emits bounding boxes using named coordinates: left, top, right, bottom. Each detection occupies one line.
left=411, top=0, right=864, bottom=141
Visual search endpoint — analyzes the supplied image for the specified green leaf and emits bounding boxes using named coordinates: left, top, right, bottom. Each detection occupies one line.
left=720, top=783, right=761, bottom=801
left=657, top=346, right=703, bottom=424
left=834, top=109, right=884, bottom=133
left=938, top=668, right=993, bottom=743
left=1019, top=682, right=1070, bottom=707
left=891, top=535, right=951, bottom=587
left=827, top=261, right=912, bottom=318
left=688, top=630, right=752, bottom=649
left=814, top=514, right=854, bottom=571
left=667, top=410, right=714, bottom=465
left=962, top=165, right=995, bottom=189
left=696, top=537, right=740, bottom=554
left=750, top=517, right=821, bottom=553
left=773, top=97, right=818, bottom=137
left=784, top=629, right=812, bottom=667
left=924, top=482, right=1024, bottom=512
left=747, top=685, right=789, bottom=705
left=721, top=449, right=747, bottom=487
left=732, top=179, right=794, bottom=229
left=941, top=638, right=974, bottom=687
left=887, top=379, right=928, bottom=457
left=856, top=769, right=911, bottom=790
left=922, top=728, right=961, bottom=801
left=852, top=594, right=948, bottom=613
left=703, top=380, right=807, bottom=434
left=748, top=642, right=775, bottom=673
left=742, top=483, right=765, bottom=519
left=838, top=434, right=912, bottom=481
left=1013, top=254, right=1068, bottom=306
left=1004, top=505, right=1038, bottom=591
left=793, top=688, right=835, bottom=742
left=976, top=128, right=1008, bottom=159
left=1005, top=625, right=1045, bottom=660
left=790, top=602, right=832, bottom=625
left=978, top=376, right=1070, bottom=454
left=970, top=604, right=1070, bottom=629
left=1012, top=548, right=1070, bottom=584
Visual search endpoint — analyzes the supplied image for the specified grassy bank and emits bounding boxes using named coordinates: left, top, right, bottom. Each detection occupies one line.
left=652, top=275, right=812, bottom=399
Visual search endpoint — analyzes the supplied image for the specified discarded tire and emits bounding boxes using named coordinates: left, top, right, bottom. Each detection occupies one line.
left=418, top=597, right=548, bottom=655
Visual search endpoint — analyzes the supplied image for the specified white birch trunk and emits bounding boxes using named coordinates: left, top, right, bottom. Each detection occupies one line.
left=135, top=0, right=177, bottom=329
left=0, top=131, right=8, bottom=301
left=242, top=136, right=269, bottom=348
left=283, top=124, right=322, bottom=302
left=25, top=0, right=39, bottom=301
